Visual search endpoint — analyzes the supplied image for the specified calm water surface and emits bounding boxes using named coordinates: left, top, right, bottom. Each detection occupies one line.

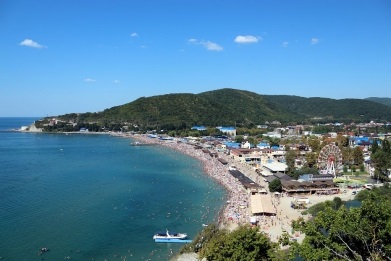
left=0, top=118, right=226, bottom=260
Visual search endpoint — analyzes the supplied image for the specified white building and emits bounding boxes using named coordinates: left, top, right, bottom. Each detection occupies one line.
left=261, top=161, right=287, bottom=176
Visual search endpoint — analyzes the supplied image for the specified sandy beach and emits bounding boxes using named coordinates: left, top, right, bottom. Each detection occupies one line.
left=126, top=134, right=357, bottom=244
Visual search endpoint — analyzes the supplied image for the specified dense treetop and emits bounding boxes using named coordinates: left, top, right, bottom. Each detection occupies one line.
left=365, top=97, right=391, bottom=107
left=264, top=95, right=391, bottom=123
left=53, top=88, right=391, bottom=130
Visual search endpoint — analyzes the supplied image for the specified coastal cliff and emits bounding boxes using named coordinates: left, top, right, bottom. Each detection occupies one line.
left=25, top=122, right=43, bottom=132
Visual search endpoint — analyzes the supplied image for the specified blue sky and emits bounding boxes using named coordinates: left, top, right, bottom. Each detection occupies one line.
left=1, top=0, right=390, bottom=117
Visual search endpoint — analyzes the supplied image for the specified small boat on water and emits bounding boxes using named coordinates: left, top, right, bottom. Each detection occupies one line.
left=153, top=230, right=190, bottom=243
left=37, top=247, right=49, bottom=255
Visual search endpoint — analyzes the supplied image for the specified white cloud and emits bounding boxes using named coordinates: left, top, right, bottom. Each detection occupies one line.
left=203, top=41, right=223, bottom=51
left=130, top=32, right=138, bottom=37
left=113, top=80, right=121, bottom=84
left=311, top=38, right=320, bottom=45
left=19, top=39, right=46, bottom=48
left=188, top=38, right=223, bottom=51
left=234, top=35, right=261, bottom=44
left=84, top=78, right=96, bottom=82
left=282, top=41, right=289, bottom=47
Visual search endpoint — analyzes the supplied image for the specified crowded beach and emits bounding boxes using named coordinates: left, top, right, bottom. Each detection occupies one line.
left=121, top=134, right=356, bottom=243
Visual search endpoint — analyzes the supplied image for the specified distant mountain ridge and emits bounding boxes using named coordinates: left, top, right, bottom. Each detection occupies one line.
left=264, top=95, right=391, bottom=123
left=365, top=97, right=391, bottom=107
left=57, top=89, right=391, bottom=129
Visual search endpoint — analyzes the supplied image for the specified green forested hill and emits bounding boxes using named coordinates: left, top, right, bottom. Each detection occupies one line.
left=264, top=95, right=391, bottom=123
left=365, top=97, right=391, bottom=107
left=197, top=89, right=302, bottom=125
left=55, top=89, right=391, bottom=130
left=60, top=89, right=301, bottom=129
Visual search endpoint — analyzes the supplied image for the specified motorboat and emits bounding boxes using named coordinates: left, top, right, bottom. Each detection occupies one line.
left=153, top=230, right=187, bottom=240
left=153, top=230, right=190, bottom=242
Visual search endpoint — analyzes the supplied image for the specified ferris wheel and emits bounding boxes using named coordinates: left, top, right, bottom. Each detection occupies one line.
left=317, top=144, right=343, bottom=177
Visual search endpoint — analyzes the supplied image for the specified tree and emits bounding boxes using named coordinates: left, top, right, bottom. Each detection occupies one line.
left=208, top=127, right=223, bottom=136
left=294, top=166, right=319, bottom=177
left=332, top=197, right=343, bottom=210
left=285, top=149, right=297, bottom=175
left=371, top=140, right=391, bottom=182
left=359, top=163, right=365, bottom=172
left=168, top=130, right=176, bottom=137
left=247, top=136, right=258, bottom=147
left=199, top=225, right=277, bottom=261
left=352, top=146, right=364, bottom=166
left=307, top=137, right=321, bottom=153
left=269, top=179, right=282, bottom=192
left=305, top=152, right=318, bottom=168
left=235, top=135, right=244, bottom=143
left=294, top=194, right=391, bottom=260
left=312, top=125, right=333, bottom=134
left=355, top=185, right=391, bottom=202
left=371, top=139, right=379, bottom=154
left=336, top=134, right=349, bottom=148
left=383, top=139, right=391, bottom=153
left=341, top=146, right=353, bottom=166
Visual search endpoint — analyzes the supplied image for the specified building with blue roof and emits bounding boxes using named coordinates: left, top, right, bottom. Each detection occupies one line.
left=349, top=136, right=372, bottom=147
left=224, top=141, right=241, bottom=149
left=257, top=142, right=270, bottom=149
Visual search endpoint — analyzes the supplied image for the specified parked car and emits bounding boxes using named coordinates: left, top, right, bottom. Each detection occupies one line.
left=363, top=184, right=373, bottom=190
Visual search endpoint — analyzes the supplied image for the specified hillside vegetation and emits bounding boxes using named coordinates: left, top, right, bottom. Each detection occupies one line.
left=365, top=97, right=391, bottom=107
left=54, top=88, right=391, bottom=130
left=264, top=95, right=391, bottom=123
left=58, top=89, right=302, bottom=129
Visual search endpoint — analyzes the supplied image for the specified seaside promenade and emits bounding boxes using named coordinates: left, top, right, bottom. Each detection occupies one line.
left=127, top=134, right=356, bottom=244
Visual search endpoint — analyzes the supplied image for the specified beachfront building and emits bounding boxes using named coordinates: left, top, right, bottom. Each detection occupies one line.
left=257, top=142, right=271, bottom=149
left=259, top=170, right=339, bottom=195
left=225, top=141, right=241, bottom=149
left=267, top=145, right=285, bottom=160
left=229, top=169, right=263, bottom=193
left=281, top=179, right=338, bottom=195
left=278, top=172, right=339, bottom=196
left=261, top=160, right=287, bottom=176
left=215, top=143, right=227, bottom=152
left=230, top=149, right=262, bottom=168
left=299, top=174, right=334, bottom=182
left=264, top=172, right=292, bottom=183
left=250, top=194, right=276, bottom=216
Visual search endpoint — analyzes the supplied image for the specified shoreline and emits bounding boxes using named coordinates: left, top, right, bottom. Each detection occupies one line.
left=17, top=130, right=359, bottom=241
left=128, top=134, right=244, bottom=230
left=127, top=134, right=250, bottom=230
left=127, top=134, right=358, bottom=240
left=18, top=131, right=358, bottom=241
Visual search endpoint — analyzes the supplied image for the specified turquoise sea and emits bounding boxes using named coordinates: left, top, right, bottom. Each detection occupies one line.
left=0, top=117, right=226, bottom=260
